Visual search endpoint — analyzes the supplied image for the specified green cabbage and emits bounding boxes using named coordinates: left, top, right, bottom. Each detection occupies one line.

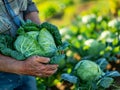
left=74, top=60, right=103, bottom=81
left=14, top=28, right=57, bottom=58
left=0, top=21, right=68, bottom=67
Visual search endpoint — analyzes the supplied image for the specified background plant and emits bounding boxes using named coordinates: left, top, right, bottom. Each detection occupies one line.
left=33, top=0, right=120, bottom=90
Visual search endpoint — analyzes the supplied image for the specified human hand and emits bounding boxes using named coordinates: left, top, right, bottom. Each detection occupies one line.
left=20, top=56, right=58, bottom=77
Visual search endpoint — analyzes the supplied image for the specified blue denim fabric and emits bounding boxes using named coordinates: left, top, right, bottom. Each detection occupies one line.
left=0, top=72, right=37, bottom=90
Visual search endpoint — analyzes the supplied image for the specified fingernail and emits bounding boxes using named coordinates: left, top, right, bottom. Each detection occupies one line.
left=47, top=58, right=50, bottom=61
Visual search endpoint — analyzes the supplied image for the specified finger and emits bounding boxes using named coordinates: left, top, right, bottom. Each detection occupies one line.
left=45, top=64, right=58, bottom=70
left=46, top=69, right=58, bottom=75
left=34, top=56, right=50, bottom=63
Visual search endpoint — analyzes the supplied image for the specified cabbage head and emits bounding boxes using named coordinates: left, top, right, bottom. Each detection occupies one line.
left=14, top=28, right=57, bottom=58
left=74, top=60, right=103, bottom=81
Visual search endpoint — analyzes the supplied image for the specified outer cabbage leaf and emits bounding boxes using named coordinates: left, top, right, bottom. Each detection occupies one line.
left=1, top=48, right=25, bottom=60
left=50, top=54, right=66, bottom=69
left=99, top=77, right=114, bottom=88
left=38, top=28, right=57, bottom=57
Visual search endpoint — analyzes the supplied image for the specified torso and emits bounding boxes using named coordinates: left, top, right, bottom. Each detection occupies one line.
left=0, top=0, right=27, bottom=37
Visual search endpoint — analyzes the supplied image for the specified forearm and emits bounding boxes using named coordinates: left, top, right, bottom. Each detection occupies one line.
left=0, top=54, right=23, bottom=74
left=25, top=11, right=41, bottom=24
left=0, top=54, right=58, bottom=77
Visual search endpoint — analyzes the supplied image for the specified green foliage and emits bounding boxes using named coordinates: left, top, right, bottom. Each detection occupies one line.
left=60, top=0, right=74, bottom=6
left=99, top=77, right=114, bottom=88
left=33, top=0, right=120, bottom=89
left=0, top=34, right=25, bottom=60
left=37, top=2, right=62, bottom=20
left=50, top=54, right=66, bottom=69
left=1, top=48, right=25, bottom=60
left=59, top=10, right=120, bottom=90
left=61, top=59, right=120, bottom=90
left=83, top=39, right=106, bottom=58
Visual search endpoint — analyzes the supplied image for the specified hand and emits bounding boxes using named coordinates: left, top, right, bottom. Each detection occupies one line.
left=20, top=56, right=58, bottom=77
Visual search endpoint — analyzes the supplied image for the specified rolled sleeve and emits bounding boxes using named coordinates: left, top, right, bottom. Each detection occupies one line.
left=23, top=0, right=39, bottom=16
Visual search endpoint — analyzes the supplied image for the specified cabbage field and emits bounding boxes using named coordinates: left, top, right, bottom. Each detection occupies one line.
left=33, top=0, right=120, bottom=90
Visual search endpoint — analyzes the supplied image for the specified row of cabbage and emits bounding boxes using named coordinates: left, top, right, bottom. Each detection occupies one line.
left=59, top=14, right=120, bottom=90
left=36, top=14, right=120, bottom=90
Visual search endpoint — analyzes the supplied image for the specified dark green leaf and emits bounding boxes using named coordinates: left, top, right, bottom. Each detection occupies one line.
left=99, top=77, right=114, bottom=88
left=105, top=71, right=120, bottom=77
left=58, top=41, right=70, bottom=51
left=50, top=54, right=66, bottom=69
left=96, top=58, right=109, bottom=70
left=61, top=73, right=78, bottom=84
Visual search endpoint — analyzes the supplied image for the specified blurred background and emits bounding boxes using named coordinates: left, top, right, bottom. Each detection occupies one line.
left=33, top=0, right=120, bottom=26
left=33, top=0, right=120, bottom=90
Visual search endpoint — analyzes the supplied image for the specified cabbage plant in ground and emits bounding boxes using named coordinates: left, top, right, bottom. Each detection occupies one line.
left=61, top=60, right=120, bottom=90
left=59, top=14, right=120, bottom=90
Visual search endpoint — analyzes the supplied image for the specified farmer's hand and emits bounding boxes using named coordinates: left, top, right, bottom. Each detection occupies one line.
left=20, top=56, right=58, bottom=77
left=0, top=54, right=58, bottom=77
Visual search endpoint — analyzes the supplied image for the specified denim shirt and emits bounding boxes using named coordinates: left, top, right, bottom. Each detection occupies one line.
left=0, top=0, right=38, bottom=36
